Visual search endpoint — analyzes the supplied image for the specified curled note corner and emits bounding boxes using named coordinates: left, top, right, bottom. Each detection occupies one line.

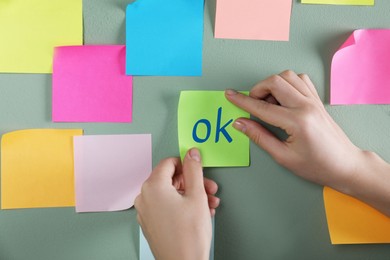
left=331, top=29, right=390, bottom=105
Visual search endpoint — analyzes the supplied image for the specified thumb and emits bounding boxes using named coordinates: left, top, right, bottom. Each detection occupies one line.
left=233, top=118, right=288, bottom=164
left=182, top=148, right=206, bottom=196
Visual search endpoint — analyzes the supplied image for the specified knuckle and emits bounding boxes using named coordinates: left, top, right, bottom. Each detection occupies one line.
left=246, top=126, right=262, bottom=144
left=293, top=106, right=320, bottom=138
left=245, top=125, right=264, bottom=148
left=268, top=77, right=285, bottom=94
left=159, top=157, right=173, bottom=166
left=268, top=75, right=282, bottom=85
left=281, top=70, right=296, bottom=78
left=299, top=73, right=309, bottom=79
left=140, top=180, right=152, bottom=193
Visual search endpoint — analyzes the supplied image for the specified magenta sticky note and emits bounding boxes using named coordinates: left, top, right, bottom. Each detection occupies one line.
left=331, top=29, right=390, bottom=105
left=53, top=45, right=133, bottom=122
left=74, top=134, right=152, bottom=213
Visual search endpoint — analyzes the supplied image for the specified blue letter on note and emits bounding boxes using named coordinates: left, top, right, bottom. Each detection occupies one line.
left=192, top=107, right=233, bottom=143
left=193, top=119, right=211, bottom=143
left=215, top=107, right=233, bottom=143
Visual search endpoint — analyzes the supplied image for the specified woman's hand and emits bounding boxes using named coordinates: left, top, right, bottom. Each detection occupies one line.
left=226, top=70, right=390, bottom=216
left=135, top=148, right=219, bottom=260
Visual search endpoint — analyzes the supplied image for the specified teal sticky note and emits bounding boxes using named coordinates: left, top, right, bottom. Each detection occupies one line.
left=126, top=0, right=204, bottom=76
left=178, top=91, right=250, bottom=167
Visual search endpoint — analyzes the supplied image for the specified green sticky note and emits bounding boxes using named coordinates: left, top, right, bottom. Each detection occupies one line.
left=301, top=0, right=374, bottom=5
left=178, top=91, right=250, bottom=167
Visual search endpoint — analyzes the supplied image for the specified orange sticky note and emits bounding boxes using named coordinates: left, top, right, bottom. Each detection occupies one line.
left=215, top=0, right=292, bottom=41
left=324, top=187, right=390, bottom=244
left=1, top=129, right=83, bottom=209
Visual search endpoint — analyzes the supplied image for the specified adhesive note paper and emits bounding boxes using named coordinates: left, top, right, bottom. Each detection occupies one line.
left=74, top=134, right=152, bottom=212
left=331, top=29, right=390, bottom=105
left=0, top=0, right=82, bottom=73
left=215, top=0, right=292, bottom=41
left=302, top=0, right=374, bottom=5
left=1, top=129, right=83, bottom=209
left=53, top=45, right=133, bottom=122
left=126, top=0, right=204, bottom=76
left=178, top=91, right=250, bottom=167
left=140, top=218, right=215, bottom=260
left=324, top=187, right=390, bottom=244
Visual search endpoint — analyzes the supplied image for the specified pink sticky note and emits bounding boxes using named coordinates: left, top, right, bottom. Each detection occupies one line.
left=331, top=29, right=390, bottom=105
left=53, top=45, right=133, bottom=122
left=74, top=134, right=152, bottom=212
left=215, top=0, right=292, bottom=41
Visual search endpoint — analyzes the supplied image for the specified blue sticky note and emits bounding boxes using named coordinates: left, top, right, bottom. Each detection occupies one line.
left=140, top=218, right=215, bottom=260
left=126, top=0, right=204, bottom=76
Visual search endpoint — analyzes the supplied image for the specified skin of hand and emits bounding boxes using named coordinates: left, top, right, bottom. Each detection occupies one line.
left=225, top=70, right=390, bottom=216
left=134, top=148, right=219, bottom=260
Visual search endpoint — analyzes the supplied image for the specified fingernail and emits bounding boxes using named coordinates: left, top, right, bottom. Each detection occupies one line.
left=233, top=120, right=246, bottom=133
left=225, top=89, right=238, bottom=96
left=189, top=148, right=201, bottom=162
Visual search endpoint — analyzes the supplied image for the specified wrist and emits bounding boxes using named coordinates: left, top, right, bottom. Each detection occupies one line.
left=172, top=246, right=209, bottom=260
left=157, top=231, right=210, bottom=260
left=337, top=150, right=390, bottom=216
left=157, top=245, right=209, bottom=260
left=346, top=151, right=387, bottom=196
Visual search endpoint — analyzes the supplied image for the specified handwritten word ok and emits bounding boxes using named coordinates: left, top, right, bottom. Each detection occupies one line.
left=192, top=107, right=233, bottom=143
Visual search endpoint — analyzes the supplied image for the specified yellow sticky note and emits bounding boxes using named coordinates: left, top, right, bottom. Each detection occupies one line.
left=302, top=0, right=374, bottom=5
left=324, top=187, right=390, bottom=244
left=0, top=0, right=83, bottom=73
left=1, top=129, right=83, bottom=209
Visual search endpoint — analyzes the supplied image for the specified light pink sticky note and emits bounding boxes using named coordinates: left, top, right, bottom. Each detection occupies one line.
left=74, top=134, right=152, bottom=212
left=215, top=0, right=292, bottom=41
left=331, top=29, right=390, bottom=105
left=53, top=45, right=133, bottom=122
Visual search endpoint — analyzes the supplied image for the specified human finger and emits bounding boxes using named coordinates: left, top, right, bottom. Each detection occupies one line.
left=208, top=194, right=220, bottom=209
left=173, top=174, right=218, bottom=196
left=225, top=89, right=291, bottom=129
left=204, top=178, right=218, bottom=195
left=182, top=148, right=207, bottom=196
left=172, top=172, right=184, bottom=190
left=279, top=70, right=312, bottom=97
left=233, top=118, right=289, bottom=165
left=249, top=74, right=305, bottom=107
left=264, top=94, right=279, bottom=105
left=298, top=73, right=321, bottom=100
left=148, top=157, right=181, bottom=183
